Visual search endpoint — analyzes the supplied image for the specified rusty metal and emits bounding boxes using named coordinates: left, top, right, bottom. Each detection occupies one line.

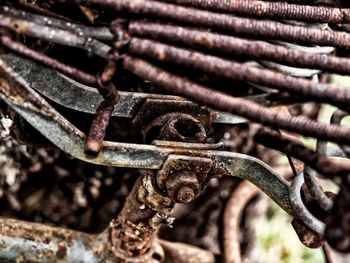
left=144, top=113, right=208, bottom=144
left=326, top=183, right=350, bottom=253
left=71, top=0, right=350, bottom=48
left=254, top=128, right=350, bottom=179
left=0, top=59, right=301, bottom=221
left=2, top=0, right=350, bottom=260
left=160, top=0, right=350, bottom=23
left=291, top=189, right=336, bottom=249
left=330, top=109, right=350, bottom=157
left=127, top=38, right=350, bottom=109
left=159, top=240, right=215, bottom=263
left=290, top=173, right=326, bottom=234
left=122, top=56, right=350, bottom=145
left=127, top=21, right=350, bottom=75
left=0, top=217, right=214, bottom=262
left=85, top=100, right=115, bottom=158
left=1, top=7, right=113, bottom=40
left=0, top=217, right=115, bottom=262
left=109, top=170, right=174, bottom=261
left=133, top=99, right=212, bottom=132
left=303, top=167, right=333, bottom=212
left=156, top=155, right=213, bottom=202
left=0, top=11, right=111, bottom=59
left=0, top=35, right=97, bottom=86
left=223, top=180, right=259, bottom=263
left=2, top=53, right=260, bottom=126
left=291, top=218, right=326, bottom=249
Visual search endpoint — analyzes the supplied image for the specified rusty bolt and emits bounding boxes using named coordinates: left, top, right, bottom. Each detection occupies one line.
left=176, top=186, right=195, bottom=203
left=165, top=171, right=200, bottom=203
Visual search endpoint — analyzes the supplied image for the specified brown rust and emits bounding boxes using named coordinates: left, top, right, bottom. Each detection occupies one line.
left=133, top=98, right=213, bottom=131
left=223, top=180, right=259, bottom=263
left=326, top=183, right=350, bottom=253
left=128, top=21, right=350, bottom=76
left=144, top=113, right=208, bottom=144
left=165, top=171, right=200, bottom=203
left=162, top=0, right=350, bottom=23
left=122, top=56, right=350, bottom=145
left=127, top=38, right=350, bottom=110
left=79, top=0, right=350, bottom=48
left=160, top=240, right=215, bottom=263
left=110, top=171, right=174, bottom=261
left=0, top=35, right=97, bottom=86
left=85, top=100, right=115, bottom=158
left=156, top=155, right=213, bottom=196
left=292, top=218, right=326, bottom=249
left=254, top=128, right=350, bottom=179
left=0, top=59, right=54, bottom=116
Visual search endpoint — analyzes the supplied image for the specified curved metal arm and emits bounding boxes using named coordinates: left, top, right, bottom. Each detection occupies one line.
left=0, top=56, right=302, bottom=223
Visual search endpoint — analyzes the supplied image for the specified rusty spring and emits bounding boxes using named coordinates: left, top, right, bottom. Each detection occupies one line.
left=1, top=0, right=350, bottom=257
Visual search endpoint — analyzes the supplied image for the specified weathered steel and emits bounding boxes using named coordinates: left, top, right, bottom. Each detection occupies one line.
left=0, top=57, right=302, bottom=220
left=2, top=54, right=251, bottom=125
left=0, top=218, right=115, bottom=262
left=290, top=173, right=326, bottom=234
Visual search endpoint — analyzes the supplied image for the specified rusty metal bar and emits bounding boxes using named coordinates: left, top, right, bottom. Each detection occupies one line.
left=0, top=12, right=110, bottom=58
left=0, top=56, right=303, bottom=221
left=127, top=38, right=350, bottom=109
left=0, top=218, right=114, bottom=262
left=128, top=21, right=348, bottom=75
left=1, top=7, right=113, bottom=40
left=122, top=56, right=350, bottom=145
left=71, top=0, right=350, bottom=48
left=160, top=0, right=350, bottom=23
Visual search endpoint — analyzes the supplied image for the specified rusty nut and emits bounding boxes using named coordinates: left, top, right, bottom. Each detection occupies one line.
left=165, top=171, right=200, bottom=204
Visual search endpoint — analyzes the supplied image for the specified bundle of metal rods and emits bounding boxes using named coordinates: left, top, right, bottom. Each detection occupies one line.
left=1, top=0, right=350, bottom=255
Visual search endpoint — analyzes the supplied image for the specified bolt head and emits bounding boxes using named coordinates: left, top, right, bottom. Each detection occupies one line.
left=176, top=186, right=195, bottom=203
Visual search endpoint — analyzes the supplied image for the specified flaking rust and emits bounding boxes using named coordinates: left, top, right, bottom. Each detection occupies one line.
left=1, top=0, right=350, bottom=259
left=0, top=59, right=54, bottom=117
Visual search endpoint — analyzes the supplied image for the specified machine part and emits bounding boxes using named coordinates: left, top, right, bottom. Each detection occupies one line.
left=0, top=59, right=299, bottom=222
left=144, top=113, right=208, bottom=144
left=290, top=173, right=326, bottom=235
left=109, top=171, right=174, bottom=261
left=1, top=54, right=249, bottom=125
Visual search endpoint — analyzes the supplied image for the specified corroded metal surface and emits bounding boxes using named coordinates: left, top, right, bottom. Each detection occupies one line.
left=0, top=57, right=300, bottom=220
left=0, top=218, right=114, bottom=262
left=1, top=55, right=249, bottom=125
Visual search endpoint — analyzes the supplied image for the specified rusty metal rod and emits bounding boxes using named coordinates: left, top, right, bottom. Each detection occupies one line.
left=254, top=129, right=350, bottom=179
left=0, top=35, right=97, bottom=86
left=85, top=100, right=116, bottom=158
left=127, top=38, right=350, bottom=110
left=72, top=0, right=350, bottom=48
left=110, top=171, right=174, bottom=261
left=0, top=13, right=110, bottom=58
left=127, top=21, right=350, bottom=76
left=1, top=7, right=113, bottom=40
left=160, top=0, right=350, bottom=23
left=122, top=56, right=350, bottom=145
left=223, top=181, right=259, bottom=263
